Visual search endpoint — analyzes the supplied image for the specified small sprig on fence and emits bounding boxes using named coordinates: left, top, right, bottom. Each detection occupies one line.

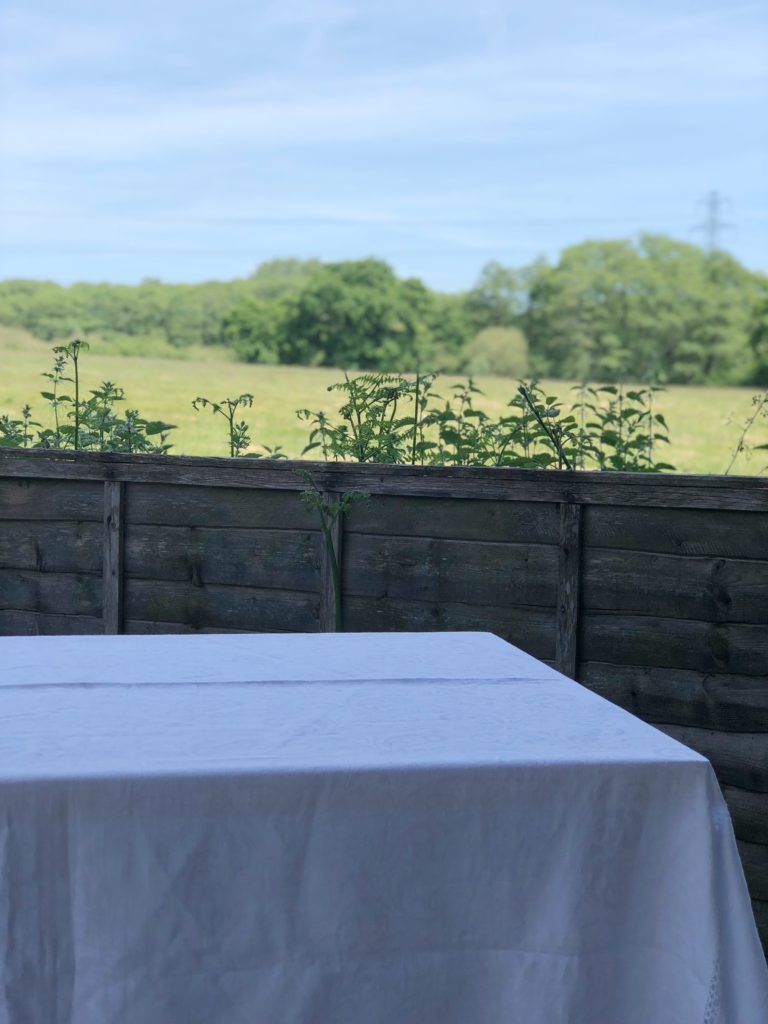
left=725, top=390, right=768, bottom=474
left=192, top=393, right=255, bottom=457
left=298, top=471, right=368, bottom=631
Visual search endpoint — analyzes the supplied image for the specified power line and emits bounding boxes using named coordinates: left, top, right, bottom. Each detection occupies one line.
left=692, top=189, right=735, bottom=251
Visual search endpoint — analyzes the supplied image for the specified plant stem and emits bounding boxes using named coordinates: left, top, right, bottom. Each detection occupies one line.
left=320, top=508, right=343, bottom=631
left=725, top=391, right=767, bottom=475
left=73, top=344, right=80, bottom=450
left=518, top=386, right=574, bottom=470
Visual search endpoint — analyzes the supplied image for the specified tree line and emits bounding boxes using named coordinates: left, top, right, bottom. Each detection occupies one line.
left=1, top=235, right=766, bottom=385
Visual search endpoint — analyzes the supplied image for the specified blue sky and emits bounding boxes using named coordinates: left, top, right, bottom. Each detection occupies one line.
left=1, top=0, right=767, bottom=290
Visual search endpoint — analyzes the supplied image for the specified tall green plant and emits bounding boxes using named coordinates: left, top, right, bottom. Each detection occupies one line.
left=572, top=384, right=674, bottom=472
left=192, top=392, right=285, bottom=459
left=193, top=393, right=255, bottom=457
left=725, top=390, right=768, bottom=474
left=2, top=340, right=176, bottom=453
left=298, top=472, right=368, bottom=631
left=298, top=373, right=434, bottom=464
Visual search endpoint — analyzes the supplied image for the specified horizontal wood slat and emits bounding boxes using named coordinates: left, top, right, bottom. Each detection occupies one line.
left=0, top=609, right=103, bottom=634
left=722, top=786, right=768, bottom=846
left=582, top=549, right=767, bottom=623
left=0, top=477, right=103, bottom=521
left=346, top=495, right=560, bottom=543
left=580, top=662, right=768, bottom=733
left=124, top=579, right=320, bottom=633
left=342, top=534, right=558, bottom=608
left=124, top=525, right=321, bottom=592
left=656, top=724, right=768, bottom=793
left=2, top=450, right=766, bottom=509
left=581, top=615, right=768, bottom=677
left=0, top=520, right=102, bottom=574
left=0, top=569, right=102, bottom=617
left=343, top=596, right=555, bottom=660
left=126, top=483, right=315, bottom=530
left=585, top=505, right=768, bottom=559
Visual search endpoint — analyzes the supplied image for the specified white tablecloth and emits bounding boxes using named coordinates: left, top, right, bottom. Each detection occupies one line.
left=0, top=631, right=765, bottom=1023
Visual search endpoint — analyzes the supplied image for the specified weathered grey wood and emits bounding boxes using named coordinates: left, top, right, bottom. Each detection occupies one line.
left=124, top=620, right=266, bottom=635
left=723, top=787, right=768, bottom=845
left=318, top=492, right=343, bottom=632
left=342, top=534, right=557, bottom=608
left=2, top=450, right=767, bottom=510
left=124, top=525, right=321, bottom=592
left=103, top=481, right=124, bottom=634
left=581, top=614, right=768, bottom=676
left=126, top=483, right=315, bottom=529
left=124, top=579, right=320, bottom=633
left=655, top=724, right=768, bottom=793
left=0, top=569, right=102, bottom=617
left=346, top=495, right=560, bottom=544
left=556, top=503, right=582, bottom=678
left=343, top=596, right=555, bottom=660
left=0, top=609, right=103, bottom=634
left=0, top=520, right=102, bottom=574
left=582, top=549, right=767, bottom=623
left=580, top=662, right=768, bottom=733
left=736, top=840, right=768, bottom=901
left=0, top=477, right=103, bottom=521
left=586, top=505, right=768, bottom=559
left=752, top=900, right=768, bottom=952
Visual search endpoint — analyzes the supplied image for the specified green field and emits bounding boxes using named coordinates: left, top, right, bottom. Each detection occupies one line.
left=1, top=326, right=765, bottom=475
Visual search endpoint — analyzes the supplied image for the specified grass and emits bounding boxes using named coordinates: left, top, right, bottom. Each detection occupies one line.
left=1, top=325, right=765, bottom=475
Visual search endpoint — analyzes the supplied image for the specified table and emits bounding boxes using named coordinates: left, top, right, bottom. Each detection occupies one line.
left=1, top=631, right=766, bottom=1023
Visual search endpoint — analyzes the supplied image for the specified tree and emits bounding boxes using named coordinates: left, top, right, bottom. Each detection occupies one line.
left=248, top=258, right=321, bottom=300
left=523, top=236, right=763, bottom=384
left=464, top=261, right=526, bottom=330
left=220, top=298, right=285, bottom=363
left=465, top=326, right=529, bottom=377
left=747, top=275, right=768, bottom=385
left=278, top=259, right=439, bottom=370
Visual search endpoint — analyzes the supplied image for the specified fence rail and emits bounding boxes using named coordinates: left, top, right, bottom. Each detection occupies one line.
left=1, top=448, right=767, bottom=948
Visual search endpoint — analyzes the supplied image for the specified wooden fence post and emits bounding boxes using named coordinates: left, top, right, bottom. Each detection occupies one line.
left=103, top=481, right=124, bottom=634
left=556, top=502, right=582, bottom=679
left=318, top=491, right=344, bottom=632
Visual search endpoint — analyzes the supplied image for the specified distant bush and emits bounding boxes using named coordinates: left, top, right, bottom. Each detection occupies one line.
left=466, top=327, right=529, bottom=377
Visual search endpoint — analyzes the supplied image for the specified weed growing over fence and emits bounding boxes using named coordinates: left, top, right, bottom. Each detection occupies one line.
left=192, top=393, right=255, bottom=457
left=0, top=339, right=175, bottom=452
left=5, top=337, right=766, bottom=473
left=298, top=373, right=437, bottom=464
left=192, top=392, right=286, bottom=460
left=298, top=374, right=675, bottom=472
left=298, top=471, right=368, bottom=630
left=725, top=390, right=768, bottom=474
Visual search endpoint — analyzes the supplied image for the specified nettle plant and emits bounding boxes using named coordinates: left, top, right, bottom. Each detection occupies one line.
left=725, top=389, right=768, bottom=474
left=298, top=372, right=438, bottom=465
left=192, top=392, right=286, bottom=459
left=297, top=373, right=674, bottom=473
left=0, top=342, right=684, bottom=471
left=571, top=383, right=674, bottom=472
left=0, top=340, right=176, bottom=453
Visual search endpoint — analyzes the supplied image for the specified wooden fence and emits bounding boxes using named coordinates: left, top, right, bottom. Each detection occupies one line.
left=1, top=448, right=767, bottom=949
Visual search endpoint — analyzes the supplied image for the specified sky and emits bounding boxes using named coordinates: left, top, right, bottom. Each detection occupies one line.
left=1, top=0, right=767, bottom=291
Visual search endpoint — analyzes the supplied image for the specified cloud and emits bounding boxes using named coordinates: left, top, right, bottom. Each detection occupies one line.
left=1, top=1, right=766, bottom=283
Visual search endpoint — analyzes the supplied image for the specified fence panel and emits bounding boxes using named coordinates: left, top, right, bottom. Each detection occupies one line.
left=1, top=449, right=766, bottom=949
